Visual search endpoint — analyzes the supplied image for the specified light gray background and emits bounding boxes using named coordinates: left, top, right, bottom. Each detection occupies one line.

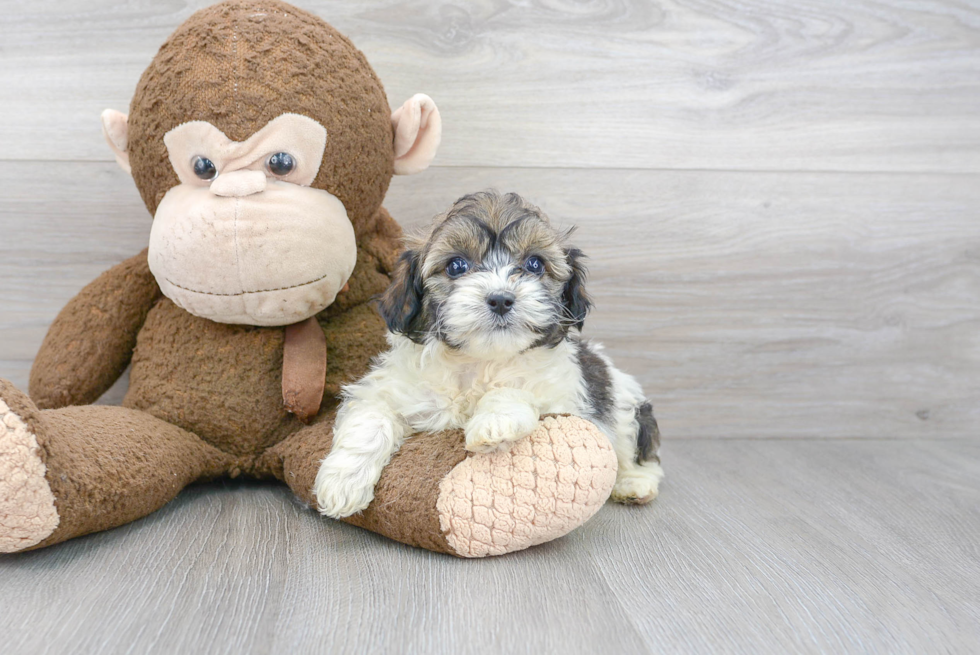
left=1, top=1, right=978, bottom=653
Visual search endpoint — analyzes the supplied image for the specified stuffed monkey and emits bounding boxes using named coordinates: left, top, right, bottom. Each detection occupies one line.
left=0, top=0, right=617, bottom=558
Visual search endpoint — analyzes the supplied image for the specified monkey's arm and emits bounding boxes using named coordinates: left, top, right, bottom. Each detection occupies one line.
left=29, top=249, right=161, bottom=409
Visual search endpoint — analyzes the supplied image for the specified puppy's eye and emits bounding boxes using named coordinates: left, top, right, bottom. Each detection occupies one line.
left=192, top=156, right=217, bottom=180
left=267, top=152, right=295, bottom=176
left=523, top=256, right=544, bottom=275
left=446, top=257, right=470, bottom=278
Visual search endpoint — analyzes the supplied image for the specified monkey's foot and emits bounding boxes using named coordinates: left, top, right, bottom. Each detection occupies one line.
left=436, top=415, right=618, bottom=557
left=0, top=394, right=59, bottom=553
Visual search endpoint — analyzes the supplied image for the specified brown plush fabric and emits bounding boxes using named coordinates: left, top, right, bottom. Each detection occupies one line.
left=0, top=380, right=44, bottom=440
left=343, top=430, right=470, bottom=555
left=29, top=250, right=160, bottom=409
left=116, top=208, right=397, bottom=457
left=127, top=0, right=394, bottom=233
left=121, top=263, right=392, bottom=460
left=282, top=317, right=328, bottom=422
left=262, top=415, right=467, bottom=555
left=0, top=381, right=60, bottom=552
left=321, top=207, right=404, bottom=318
left=8, top=214, right=402, bottom=550
left=1, top=2, right=614, bottom=557
left=1, top=379, right=235, bottom=551
left=30, top=404, right=235, bottom=551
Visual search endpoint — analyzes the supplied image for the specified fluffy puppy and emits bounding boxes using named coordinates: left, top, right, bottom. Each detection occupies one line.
left=315, top=190, right=663, bottom=518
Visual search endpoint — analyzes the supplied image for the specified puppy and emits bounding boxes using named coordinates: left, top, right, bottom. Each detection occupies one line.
left=315, top=190, right=663, bottom=518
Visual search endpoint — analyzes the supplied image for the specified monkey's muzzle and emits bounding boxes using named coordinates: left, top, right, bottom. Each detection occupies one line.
left=148, top=181, right=357, bottom=326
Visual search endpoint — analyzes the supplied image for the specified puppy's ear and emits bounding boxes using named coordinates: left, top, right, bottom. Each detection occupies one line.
left=562, top=248, right=592, bottom=330
left=378, top=249, right=426, bottom=340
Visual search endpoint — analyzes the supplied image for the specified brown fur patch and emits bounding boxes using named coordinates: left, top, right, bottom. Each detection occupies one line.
left=29, top=250, right=161, bottom=410
left=416, top=191, right=572, bottom=282
left=379, top=190, right=589, bottom=348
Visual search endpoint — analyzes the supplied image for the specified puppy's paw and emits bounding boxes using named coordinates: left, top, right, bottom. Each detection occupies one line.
left=314, top=458, right=378, bottom=519
left=464, top=404, right=538, bottom=453
left=611, top=461, right=664, bottom=505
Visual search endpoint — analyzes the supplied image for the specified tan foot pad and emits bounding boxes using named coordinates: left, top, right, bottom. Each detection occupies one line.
left=0, top=399, right=59, bottom=553
left=436, top=415, right=618, bottom=558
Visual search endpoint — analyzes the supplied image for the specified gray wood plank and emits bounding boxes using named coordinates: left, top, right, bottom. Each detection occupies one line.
left=589, top=439, right=980, bottom=654
left=3, top=162, right=978, bottom=438
left=1, top=439, right=977, bottom=654
left=0, top=486, right=646, bottom=655
left=1, top=2, right=978, bottom=654
left=1, top=0, right=979, bottom=172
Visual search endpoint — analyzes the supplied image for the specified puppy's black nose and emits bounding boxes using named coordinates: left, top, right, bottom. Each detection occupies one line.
left=487, top=291, right=516, bottom=316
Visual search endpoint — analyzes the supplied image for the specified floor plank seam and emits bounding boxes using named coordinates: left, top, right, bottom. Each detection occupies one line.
left=0, top=158, right=978, bottom=177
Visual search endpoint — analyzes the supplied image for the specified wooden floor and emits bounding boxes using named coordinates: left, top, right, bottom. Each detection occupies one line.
left=0, top=439, right=977, bottom=655
left=1, top=1, right=979, bottom=653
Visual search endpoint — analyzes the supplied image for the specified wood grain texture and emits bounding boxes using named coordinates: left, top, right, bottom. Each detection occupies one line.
left=1, top=0, right=979, bottom=171
left=1, top=439, right=977, bottom=655
left=3, top=162, right=978, bottom=438
left=1, top=1, right=979, bottom=653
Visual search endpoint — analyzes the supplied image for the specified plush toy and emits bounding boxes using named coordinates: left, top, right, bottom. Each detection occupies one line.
left=0, top=0, right=617, bottom=558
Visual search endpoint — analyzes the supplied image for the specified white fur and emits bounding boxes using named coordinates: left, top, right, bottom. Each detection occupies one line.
left=315, top=335, right=662, bottom=518
left=437, top=263, right=557, bottom=358
left=315, top=207, right=663, bottom=519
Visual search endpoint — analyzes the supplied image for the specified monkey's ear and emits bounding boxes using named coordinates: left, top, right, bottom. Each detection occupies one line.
left=562, top=248, right=593, bottom=330
left=391, top=94, right=441, bottom=175
left=101, top=109, right=131, bottom=174
left=377, top=249, right=426, bottom=340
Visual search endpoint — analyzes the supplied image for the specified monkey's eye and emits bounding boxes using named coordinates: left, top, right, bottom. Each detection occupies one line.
left=523, top=256, right=544, bottom=275
left=192, top=156, right=217, bottom=181
left=267, top=152, right=295, bottom=176
left=446, top=257, right=470, bottom=279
